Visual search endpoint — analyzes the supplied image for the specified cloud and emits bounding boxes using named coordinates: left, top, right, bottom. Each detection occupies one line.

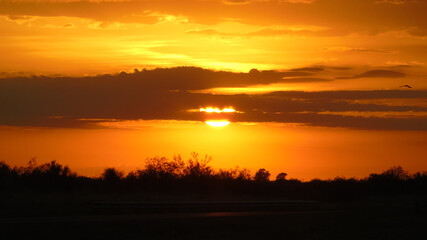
left=222, top=0, right=252, bottom=5
left=62, top=23, right=74, bottom=28
left=290, top=67, right=324, bottom=72
left=4, top=14, right=36, bottom=24
left=404, top=27, right=427, bottom=38
left=0, top=2, right=170, bottom=25
left=186, top=29, right=222, bottom=35
left=222, top=0, right=316, bottom=4
left=375, top=0, right=408, bottom=4
left=186, top=25, right=329, bottom=37
left=337, top=70, right=406, bottom=79
left=280, top=77, right=330, bottom=83
left=88, top=21, right=123, bottom=30
left=104, top=67, right=316, bottom=90
left=282, top=0, right=315, bottom=3
left=1, top=0, right=425, bottom=37
left=324, top=47, right=392, bottom=54
left=386, top=61, right=425, bottom=68
left=0, top=67, right=425, bottom=130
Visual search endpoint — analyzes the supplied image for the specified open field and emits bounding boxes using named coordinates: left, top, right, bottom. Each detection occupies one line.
left=1, top=194, right=426, bottom=239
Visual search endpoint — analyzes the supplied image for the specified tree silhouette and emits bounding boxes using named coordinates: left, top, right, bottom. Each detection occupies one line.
left=254, top=168, right=270, bottom=182
left=236, top=168, right=252, bottom=181
left=1, top=156, right=426, bottom=201
left=101, top=168, right=123, bottom=184
left=381, top=166, right=409, bottom=180
left=183, top=152, right=213, bottom=179
left=143, top=155, right=185, bottom=179
left=0, top=161, right=11, bottom=176
left=0, top=161, right=12, bottom=187
left=368, top=166, right=410, bottom=183
left=276, top=172, right=287, bottom=182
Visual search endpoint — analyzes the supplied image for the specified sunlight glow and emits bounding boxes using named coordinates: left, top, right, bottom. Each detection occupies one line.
left=200, top=107, right=236, bottom=113
left=205, top=120, right=230, bottom=127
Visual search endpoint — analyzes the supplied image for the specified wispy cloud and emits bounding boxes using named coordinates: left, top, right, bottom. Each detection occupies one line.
left=375, top=0, right=408, bottom=5
left=336, top=70, right=406, bottom=79
left=186, top=25, right=329, bottom=37
left=324, top=46, right=392, bottom=54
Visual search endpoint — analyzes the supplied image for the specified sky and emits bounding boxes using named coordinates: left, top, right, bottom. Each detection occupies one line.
left=0, top=0, right=426, bottom=179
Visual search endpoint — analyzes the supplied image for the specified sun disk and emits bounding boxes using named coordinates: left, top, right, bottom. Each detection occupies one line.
left=205, top=120, right=230, bottom=127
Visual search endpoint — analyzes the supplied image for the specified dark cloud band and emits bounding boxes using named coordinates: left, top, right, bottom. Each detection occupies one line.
left=0, top=67, right=426, bottom=130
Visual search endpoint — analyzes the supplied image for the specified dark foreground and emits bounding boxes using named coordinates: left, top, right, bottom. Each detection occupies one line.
left=1, top=161, right=426, bottom=239
left=1, top=196, right=426, bottom=240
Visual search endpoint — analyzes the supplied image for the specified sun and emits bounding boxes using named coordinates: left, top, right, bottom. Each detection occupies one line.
left=199, top=107, right=236, bottom=113
left=205, top=120, right=230, bottom=127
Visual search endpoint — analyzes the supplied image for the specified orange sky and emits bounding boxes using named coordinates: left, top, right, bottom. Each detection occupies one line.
left=1, top=0, right=427, bottom=78
left=1, top=123, right=426, bottom=180
left=0, top=0, right=426, bottom=179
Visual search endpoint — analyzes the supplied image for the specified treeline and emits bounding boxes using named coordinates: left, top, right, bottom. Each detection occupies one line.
left=1, top=153, right=426, bottom=200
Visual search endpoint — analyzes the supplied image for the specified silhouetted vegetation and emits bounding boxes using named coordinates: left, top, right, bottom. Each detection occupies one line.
left=1, top=154, right=426, bottom=201
left=276, top=172, right=288, bottom=182
left=253, top=168, right=270, bottom=182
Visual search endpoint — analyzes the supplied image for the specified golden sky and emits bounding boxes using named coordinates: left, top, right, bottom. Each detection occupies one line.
left=1, top=0, right=426, bottom=179
left=1, top=0, right=427, bottom=77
